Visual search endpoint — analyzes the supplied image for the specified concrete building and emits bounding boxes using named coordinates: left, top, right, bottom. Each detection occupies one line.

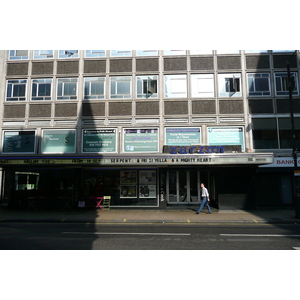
left=1, top=49, right=298, bottom=210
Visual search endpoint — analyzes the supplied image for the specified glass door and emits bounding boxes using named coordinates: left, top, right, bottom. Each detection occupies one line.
left=167, top=170, right=200, bottom=203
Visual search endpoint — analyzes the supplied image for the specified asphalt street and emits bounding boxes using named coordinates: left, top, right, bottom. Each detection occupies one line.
left=1, top=222, right=300, bottom=250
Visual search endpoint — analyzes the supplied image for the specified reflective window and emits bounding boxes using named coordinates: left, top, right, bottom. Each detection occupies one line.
left=85, top=50, right=106, bottom=58
left=33, top=50, right=54, bottom=59
left=136, top=50, right=158, bottom=56
left=9, top=50, right=29, bottom=60
left=57, top=78, right=78, bottom=100
left=110, top=50, right=132, bottom=57
left=190, top=50, right=213, bottom=55
left=6, top=80, right=27, bottom=101
left=164, top=75, right=187, bottom=98
left=32, top=79, right=52, bottom=100
left=110, top=76, right=132, bottom=99
left=247, top=73, right=271, bottom=96
left=217, top=50, right=240, bottom=54
left=245, top=50, right=268, bottom=53
left=252, top=118, right=278, bottom=149
left=164, top=50, right=186, bottom=55
left=84, top=77, right=105, bottom=100
left=191, top=74, right=214, bottom=97
left=58, top=50, right=79, bottom=58
left=275, top=72, right=298, bottom=96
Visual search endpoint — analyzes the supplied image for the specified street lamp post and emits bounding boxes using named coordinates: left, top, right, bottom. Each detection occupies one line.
left=287, top=50, right=300, bottom=218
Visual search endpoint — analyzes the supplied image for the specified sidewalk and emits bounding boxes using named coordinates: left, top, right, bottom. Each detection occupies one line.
left=0, top=207, right=299, bottom=224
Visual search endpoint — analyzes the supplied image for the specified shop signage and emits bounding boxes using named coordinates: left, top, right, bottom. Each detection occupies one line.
left=165, top=127, right=201, bottom=145
left=82, top=129, right=117, bottom=153
left=123, top=128, right=159, bottom=153
left=260, top=157, right=300, bottom=168
left=41, top=130, right=76, bottom=154
left=0, top=153, right=273, bottom=166
left=2, top=131, right=36, bottom=154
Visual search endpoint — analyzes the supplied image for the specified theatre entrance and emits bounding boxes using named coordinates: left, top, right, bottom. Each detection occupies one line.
left=166, top=169, right=210, bottom=204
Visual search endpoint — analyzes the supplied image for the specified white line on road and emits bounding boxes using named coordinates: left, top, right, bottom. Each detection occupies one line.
left=220, top=234, right=300, bottom=237
left=63, top=232, right=191, bottom=236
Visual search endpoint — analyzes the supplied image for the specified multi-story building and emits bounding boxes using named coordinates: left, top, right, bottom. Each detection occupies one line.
left=0, top=50, right=298, bottom=210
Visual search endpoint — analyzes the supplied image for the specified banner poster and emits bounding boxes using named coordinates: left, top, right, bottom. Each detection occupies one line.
left=120, top=171, right=137, bottom=184
left=139, top=170, right=157, bottom=184
left=120, top=186, right=137, bottom=198
left=41, top=129, right=76, bottom=153
left=207, top=127, right=245, bottom=151
left=123, top=128, right=159, bottom=152
left=139, top=185, right=156, bottom=198
left=165, top=127, right=201, bottom=145
left=82, top=129, right=117, bottom=153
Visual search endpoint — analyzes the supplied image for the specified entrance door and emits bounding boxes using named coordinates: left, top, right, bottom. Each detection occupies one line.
left=167, top=170, right=200, bottom=203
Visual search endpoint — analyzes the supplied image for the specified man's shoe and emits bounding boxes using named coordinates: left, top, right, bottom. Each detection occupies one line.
left=196, top=212, right=199, bottom=214
left=207, top=212, right=212, bottom=214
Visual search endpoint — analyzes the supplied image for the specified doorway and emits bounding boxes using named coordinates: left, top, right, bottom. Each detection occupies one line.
left=167, top=170, right=201, bottom=204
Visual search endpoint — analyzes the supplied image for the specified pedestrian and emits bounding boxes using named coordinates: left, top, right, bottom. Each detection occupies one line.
left=196, top=183, right=212, bottom=214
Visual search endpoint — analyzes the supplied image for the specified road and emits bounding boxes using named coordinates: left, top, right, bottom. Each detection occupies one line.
left=1, top=222, right=300, bottom=250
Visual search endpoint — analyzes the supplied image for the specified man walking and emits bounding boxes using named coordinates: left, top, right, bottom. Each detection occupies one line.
left=196, top=183, right=212, bottom=214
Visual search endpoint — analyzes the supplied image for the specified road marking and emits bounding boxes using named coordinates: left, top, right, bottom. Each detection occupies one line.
left=63, top=232, right=191, bottom=236
left=220, top=234, right=300, bottom=237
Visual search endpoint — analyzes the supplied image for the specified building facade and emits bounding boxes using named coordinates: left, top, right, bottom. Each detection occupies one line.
left=1, top=49, right=299, bottom=210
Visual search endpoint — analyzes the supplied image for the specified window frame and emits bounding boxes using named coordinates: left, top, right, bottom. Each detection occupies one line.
left=83, top=77, right=106, bottom=100
left=275, top=72, right=299, bottom=96
left=85, top=50, right=106, bottom=58
left=33, top=50, right=54, bottom=59
left=6, top=79, right=27, bottom=101
left=58, top=50, right=79, bottom=59
left=31, top=78, right=53, bottom=101
left=247, top=73, right=271, bottom=97
left=57, top=78, right=78, bottom=100
left=191, top=74, right=215, bottom=98
left=9, top=50, right=29, bottom=60
left=109, top=76, right=132, bottom=99
left=164, top=74, right=187, bottom=98
left=218, top=73, right=242, bottom=98
left=136, top=75, right=159, bottom=99
left=110, top=50, right=132, bottom=57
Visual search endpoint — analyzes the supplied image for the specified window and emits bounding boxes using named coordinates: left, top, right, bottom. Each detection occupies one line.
left=33, top=50, right=54, bottom=59
left=85, top=50, right=106, bottom=58
left=110, top=76, right=132, bottom=99
left=218, top=74, right=242, bottom=97
left=9, top=50, right=29, bottom=60
left=190, top=50, right=213, bottom=55
left=272, top=50, right=295, bottom=53
left=247, top=73, right=271, bottom=96
left=136, top=76, right=158, bottom=98
left=58, top=50, right=79, bottom=58
left=164, top=75, right=187, bottom=98
left=136, top=50, right=158, bottom=56
left=275, top=72, right=298, bottom=96
left=84, top=77, right=105, bottom=100
left=191, top=74, right=214, bottom=97
left=245, top=50, right=268, bottom=53
left=164, top=50, right=186, bottom=55
left=31, top=79, right=52, bottom=100
left=57, top=78, right=78, bottom=100
left=6, top=80, right=27, bottom=101
left=217, top=50, right=240, bottom=54
left=110, top=50, right=132, bottom=57
left=252, top=118, right=278, bottom=149
left=278, top=118, right=300, bottom=149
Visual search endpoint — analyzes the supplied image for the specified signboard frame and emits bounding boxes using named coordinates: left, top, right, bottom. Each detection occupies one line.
left=2, top=130, right=37, bottom=154
left=41, top=129, right=76, bottom=154
left=82, top=128, right=118, bottom=153
left=122, top=128, right=159, bottom=153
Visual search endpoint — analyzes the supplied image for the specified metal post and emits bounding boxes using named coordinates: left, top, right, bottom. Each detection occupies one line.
left=287, top=50, right=300, bottom=218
